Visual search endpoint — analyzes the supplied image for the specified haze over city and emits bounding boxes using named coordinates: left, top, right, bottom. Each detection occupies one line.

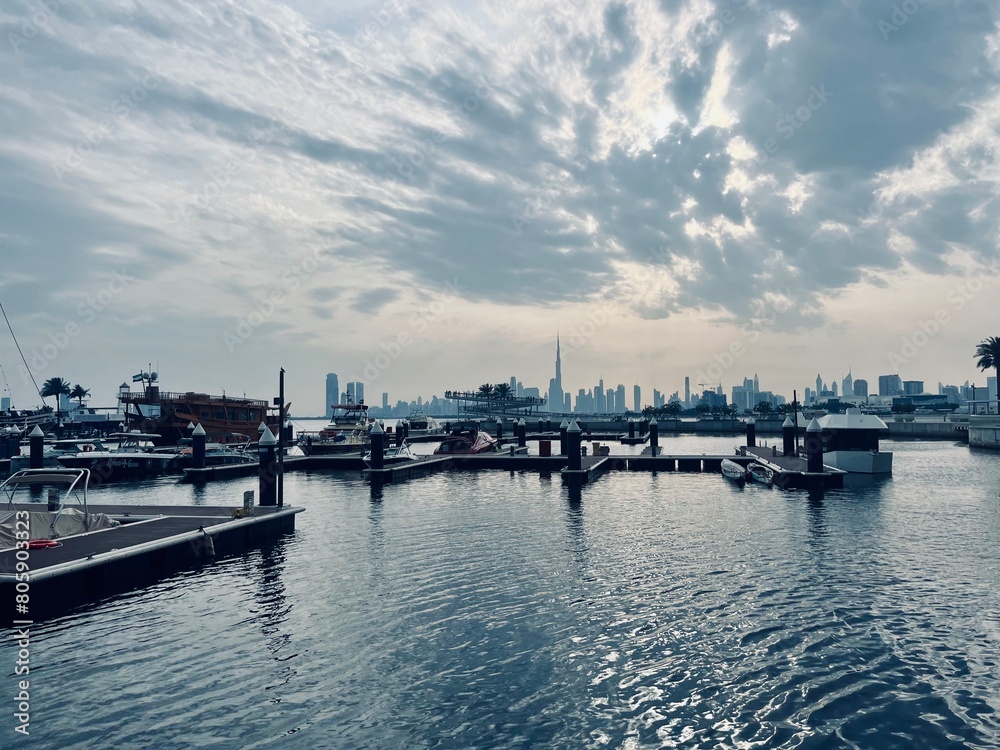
left=1, top=0, right=999, bottom=413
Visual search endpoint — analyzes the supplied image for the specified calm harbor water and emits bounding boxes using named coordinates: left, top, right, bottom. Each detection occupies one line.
left=3, top=436, right=1000, bottom=748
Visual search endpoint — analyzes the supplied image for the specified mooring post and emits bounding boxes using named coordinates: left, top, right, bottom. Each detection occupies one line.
left=369, top=422, right=385, bottom=471
left=567, top=420, right=582, bottom=471
left=402, top=420, right=409, bottom=440
left=394, top=423, right=404, bottom=448
left=649, top=417, right=659, bottom=456
left=537, top=418, right=543, bottom=434
left=0, top=428, right=11, bottom=460
left=746, top=417, right=756, bottom=448
left=192, top=424, right=207, bottom=469
left=517, top=418, right=526, bottom=448
left=258, top=427, right=277, bottom=506
left=559, top=419, right=569, bottom=455
left=782, top=416, right=795, bottom=456
left=496, top=418, right=503, bottom=441
left=806, top=418, right=823, bottom=473
left=627, top=419, right=635, bottom=439
left=29, top=425, right=44, bottom=469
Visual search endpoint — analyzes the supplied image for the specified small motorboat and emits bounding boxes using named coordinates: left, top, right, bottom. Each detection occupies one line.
left=433, top=428, right=498, bottom=455
left=721, top=458, right=746, bottom=486
left=746, top=462, right=774, bottom=486
left=363, top=439, right=419, bottom=466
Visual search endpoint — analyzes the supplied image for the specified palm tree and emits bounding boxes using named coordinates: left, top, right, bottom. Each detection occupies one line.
left=494, top=382, right=512, bottom=399
left=753, top=401, right=773, bottom=418
left=974, top=336, right=1000, bottom=414
left=663, top=401, right=682, bottom=418
left=70, top=384, right=90, bottom=408
left=477, top=383, right=494, bottom=398
left=40, top=376, right=72, bottom=425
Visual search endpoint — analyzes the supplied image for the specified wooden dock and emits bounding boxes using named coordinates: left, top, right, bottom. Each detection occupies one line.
left=0, top=502, right=303, bottom=623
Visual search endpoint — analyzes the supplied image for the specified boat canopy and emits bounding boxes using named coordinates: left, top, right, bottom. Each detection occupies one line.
left=1, top=468, right=90, bottom=529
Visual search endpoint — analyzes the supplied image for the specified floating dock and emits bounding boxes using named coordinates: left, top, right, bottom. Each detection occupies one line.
left=739, top=446, right=846, bottom=489
left=0, top=502, right=302, bottom=623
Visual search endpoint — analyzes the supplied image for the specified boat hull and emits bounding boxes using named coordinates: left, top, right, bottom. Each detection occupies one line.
left=57, top=454, right=180, bottom=482
left=821, top=450, right=893, bottom=475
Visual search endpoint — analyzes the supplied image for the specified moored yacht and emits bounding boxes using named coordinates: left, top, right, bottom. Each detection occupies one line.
left=56, top=431, right=182, bottom=481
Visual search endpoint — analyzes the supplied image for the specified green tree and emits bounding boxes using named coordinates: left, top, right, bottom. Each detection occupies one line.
left=70, top=384, right=90, bottom=408
left=663, top=401, right=682, bottom=417
left=477, top=383, right=494, bottom=398
left=494, top=382, right=512, bottom=399
left=40, top=377, right=72, bottom=424
left=753, top=401, right=773, bottom=418
left=695, top=404, right=710, bottom=417
left=974, top=336, right=1000, bottom=413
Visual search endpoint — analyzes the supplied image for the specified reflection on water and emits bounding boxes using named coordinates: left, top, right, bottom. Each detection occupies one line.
left=3, top=439, right=1000, bottom=748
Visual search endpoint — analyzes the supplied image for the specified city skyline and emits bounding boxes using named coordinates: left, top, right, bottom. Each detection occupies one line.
left=0, top=1, right=998, bottom=414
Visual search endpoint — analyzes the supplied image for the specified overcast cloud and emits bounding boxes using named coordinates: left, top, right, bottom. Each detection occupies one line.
left=1, top=0, right=998, bottom=411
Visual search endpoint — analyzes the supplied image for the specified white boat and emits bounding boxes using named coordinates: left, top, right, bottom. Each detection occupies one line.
left=0, top=468, right=120, bottom=547
left=721, top=458, right=746, bottom=486
left=299, top=399, right=374, bottom=455
left=746, top=462, right=773, bottom=486
left=815, top=409, right=892, bottom=474
left=10, top=437, right=110, bottom=472
left=405, top=410, right=443, bottom=436
left=56, top=431, right=182, bottom=481
left=362, top=439, right=419, bottom=466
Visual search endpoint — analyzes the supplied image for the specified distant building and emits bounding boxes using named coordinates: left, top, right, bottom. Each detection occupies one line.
left=633, top=385, right=641, bottom=412
left=382, top=392, right=389, bottom=409
left=616, top=384, right=626, bottom=413
left=878, top=374, right=902, bottom=397
left=853, top=379, right=868, bottom=398
left=594, top=378, right=606, bottom=412
left=346, top=381, right=365, bottom=404
left=989, top=376, right=997, bottom=404
left=325, top=373, right=339, bottom=417
left=684, top=376, right=690, bottom=408
left=842, top=370, right=854, bottom=398
left=564, top=393, right=571, bottom=412
left=523, top=387, right=541, bottom=400
left=699, top=389, right=727, bottom=409
left=0, top=396, right=9, bottom=412
left=902, top=380, right=924, bottom=396
left=606, top=388, right=616, bottom=413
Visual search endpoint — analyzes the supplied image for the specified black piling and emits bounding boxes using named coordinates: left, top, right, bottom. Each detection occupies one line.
left=782, top=416, right=795, bottom=457
left=29, top=426, right=44, bottom=469
left=649, top=417, right=659, bottom=455
left=495, top=418, right=503, bottom=441
left=192, top=424, right=207, bottom=469
left=627, top=419, right=635, bottom=439
left=746, top=417, right=757, bottom=448
left=559, top=419, right=569, bottom=456
left=258, top=427, right=277, bottom=506
left=805, top=418, right=823, bottom=473
left=517, top=418, right=526, bottom=448
left=394, top=424, right=403, bottom=448
left=567, top=420, right=582, bottom=471
left=369, top=422, right=385, bottom=471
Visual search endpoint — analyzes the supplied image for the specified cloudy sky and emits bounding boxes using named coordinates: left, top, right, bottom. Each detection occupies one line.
left=1, top=0, right=998, bottom=414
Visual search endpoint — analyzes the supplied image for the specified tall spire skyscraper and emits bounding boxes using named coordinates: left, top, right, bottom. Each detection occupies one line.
left=548, top=334, right=564, bottom=413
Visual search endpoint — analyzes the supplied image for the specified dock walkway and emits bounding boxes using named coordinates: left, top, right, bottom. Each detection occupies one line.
left=1, top=503, right=302, bottom=623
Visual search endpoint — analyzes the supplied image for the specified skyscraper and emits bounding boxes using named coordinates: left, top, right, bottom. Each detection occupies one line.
left=325, top=373, right=339, bottom=417
left=548, top=334, right=564, bottom=413
left=842, top=370, right=853, bottom=398
left=878, top=374, right=902, bottom=396
left=854, top=379, right=869, bottom=398
left=815, top=373, right=822, bottom=396
left=616, top=384, right=626, bottom=413
left=684, top=376, right=690, bottom=408
left=633, top=385, right=641, bottom=412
